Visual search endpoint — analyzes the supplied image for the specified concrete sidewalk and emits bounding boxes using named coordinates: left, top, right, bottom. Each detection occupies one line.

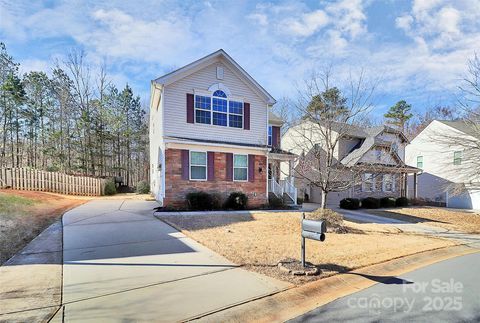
left=333, top=207, right=480, bottom=247
left=57, top=199, right=290, bottom=322
left=0, top=221, right=63, bottom=322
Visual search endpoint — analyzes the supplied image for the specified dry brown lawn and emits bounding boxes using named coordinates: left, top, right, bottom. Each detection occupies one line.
left=159, top=211, right=457, bottom=284
left=370, top=207, right=480, bottom=234
left=0, top=189, right=88, bottom=264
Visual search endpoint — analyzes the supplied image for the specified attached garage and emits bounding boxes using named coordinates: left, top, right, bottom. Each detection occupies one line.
left=447, top=188, right=480, bottom=210
left=308, top=185, right=349, bottom=208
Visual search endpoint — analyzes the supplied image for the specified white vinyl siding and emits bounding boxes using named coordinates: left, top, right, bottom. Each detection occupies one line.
left=163, top=60, right=267, bottom=145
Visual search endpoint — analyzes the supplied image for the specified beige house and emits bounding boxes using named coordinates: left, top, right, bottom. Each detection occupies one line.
left=149, top=49, right=298, bottom=208
left=282, top=122, right=420, bottom=207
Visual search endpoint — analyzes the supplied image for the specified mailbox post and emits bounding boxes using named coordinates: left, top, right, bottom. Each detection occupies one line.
left=301, top=213, right=326, bottom=267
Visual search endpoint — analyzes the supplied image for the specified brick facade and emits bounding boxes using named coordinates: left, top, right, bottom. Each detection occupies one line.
left=164, top=148, right=267, bottom=208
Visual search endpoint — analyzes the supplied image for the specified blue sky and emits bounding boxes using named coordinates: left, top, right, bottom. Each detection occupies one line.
left=1, top=0, right=479, bottom=119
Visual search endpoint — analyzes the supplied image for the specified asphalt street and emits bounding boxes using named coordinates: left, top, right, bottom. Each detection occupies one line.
left=290, top=252, right=480, bottom=322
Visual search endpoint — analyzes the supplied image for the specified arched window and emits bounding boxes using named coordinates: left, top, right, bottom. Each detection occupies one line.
left=213, top=90, right=227, bottom=98
left=194, top=85, right=244, bottom=128
left=212, top=90, right=228, bottom=126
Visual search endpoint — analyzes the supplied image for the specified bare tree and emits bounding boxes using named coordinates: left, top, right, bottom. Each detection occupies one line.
left=284, top=68, right=387, bottom=209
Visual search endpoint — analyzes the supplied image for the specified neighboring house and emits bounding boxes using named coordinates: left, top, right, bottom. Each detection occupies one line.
left=282, top=122, right=419, bottom=207
left=405, top=120, right=480, bottom=209
left=149, top=49, right=297, bottom=208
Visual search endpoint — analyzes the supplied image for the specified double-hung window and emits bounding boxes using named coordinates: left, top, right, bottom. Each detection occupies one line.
left=195, top=95, right=211, bottom=124
left=212, top=90, right=227, bottom=126
left=416, top=156, right=423, bottom=168
left=233, top=154, right=248, bottom=181
left=194, top=90, right=243, bottom=128
left=453, top=151, right=462, bottom=165
left=268, top=125, right=273, bottom=146
left=229, top=101, right=243, bottom=128
left=190, top=151, right=207, bottom=180
left=383, top=174, right=394, bottom=192
left=363, top=173, right=375, bottom=192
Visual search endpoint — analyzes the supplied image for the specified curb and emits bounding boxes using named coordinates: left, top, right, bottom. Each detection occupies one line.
left=197, top=244, right=480, bottom=323
left=154, top=209, right=304, bottom=217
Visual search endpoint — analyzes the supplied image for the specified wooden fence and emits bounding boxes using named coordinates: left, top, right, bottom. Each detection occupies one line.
left=0, top=168, right=105, bottom=196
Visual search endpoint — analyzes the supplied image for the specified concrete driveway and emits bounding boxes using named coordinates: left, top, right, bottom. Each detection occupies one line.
left=56, top=199, right=289, bottom=322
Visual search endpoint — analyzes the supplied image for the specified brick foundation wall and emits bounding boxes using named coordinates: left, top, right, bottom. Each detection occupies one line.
left=164, top=149, right=267, bottom=208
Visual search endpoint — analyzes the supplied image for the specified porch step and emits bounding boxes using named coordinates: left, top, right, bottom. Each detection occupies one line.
left=283, top=192, right=294, bottom=204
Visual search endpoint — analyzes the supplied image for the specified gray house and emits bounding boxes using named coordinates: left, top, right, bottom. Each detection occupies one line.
left=282, top=122, right=419, bottom=207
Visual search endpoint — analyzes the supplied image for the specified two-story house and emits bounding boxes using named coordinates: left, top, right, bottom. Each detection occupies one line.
left=406, top=120, right=480, bottom=209
left=149, top=49, right=297, bottom=208
left=282, top=121, right=420, bottom=207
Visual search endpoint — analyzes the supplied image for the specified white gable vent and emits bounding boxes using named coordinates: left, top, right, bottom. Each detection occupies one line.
left=216, top=66, right=224, bottom=80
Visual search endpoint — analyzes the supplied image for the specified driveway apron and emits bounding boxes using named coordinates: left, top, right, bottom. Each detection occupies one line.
left=60, top=199, right=289, bottom=322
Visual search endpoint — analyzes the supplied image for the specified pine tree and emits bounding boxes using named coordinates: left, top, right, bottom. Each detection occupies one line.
left=384, top=100, right=413, bottom=131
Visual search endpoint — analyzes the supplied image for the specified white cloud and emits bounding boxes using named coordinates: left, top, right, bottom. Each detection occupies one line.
left=247, top=13, right=268, bottom=26
left=395, top=14, right=413, bottom=31
left=83, top=9, right=196, bottom=63
left=281, top=10, right=329, bottom=37
left=396, top=0, right=480, bottom=49
left=325, top=0, right=367, bottom=39
left=2, top=0, right=480, bottom=112
left=18, top=58, right=51, bottom=75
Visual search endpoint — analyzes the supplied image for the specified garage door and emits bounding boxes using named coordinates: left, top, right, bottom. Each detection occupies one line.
left=310, top=186, right=323, bottom=204
left=326, top=191, right=348, bottom=208
left=309, top=186, right=348, bottom=208
left=469, top=189, right=480, bottom=210
left=447, top=192, right=470, bottom=209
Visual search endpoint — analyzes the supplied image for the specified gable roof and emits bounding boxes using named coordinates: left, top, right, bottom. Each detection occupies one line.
left=269, top=111, right=284, bottom=125
left=437, top=120, right=480, bottom=139
left=153, top=49, right=276, bottom=105
left=340, top=124, right=408, bottom=167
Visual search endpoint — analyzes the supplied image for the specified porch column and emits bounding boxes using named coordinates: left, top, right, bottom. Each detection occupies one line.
left=413, top=173, right=418, bottom=199
left=288, top=160, right=294, bottom=183
left=403, top=173, right=408, bottom=198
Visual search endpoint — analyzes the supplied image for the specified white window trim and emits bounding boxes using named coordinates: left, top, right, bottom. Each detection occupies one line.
left=193, top=89, right=244, bottom=129
left=362, top=173, right=375, bottom=192
left=453, top=151, right=462, bottom=165
left=417, top=155, right=423, bottom=168
left=189, top=150, right=207, bottom=181
left=233, top=154, right=248, bottom=182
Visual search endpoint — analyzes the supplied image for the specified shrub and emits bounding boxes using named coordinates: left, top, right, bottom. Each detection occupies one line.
left=136, top=180, right=150, bottom=194
left=395, top=197, right=409, bottom=207
left=380, top=197, right=396, bottom=208
left=339, top=198, right=360, bottom=210
left=297, top=197, right=304, bottom=205
left=310, top=209, right=348, bottom=233
left=361, top=197, right=380, bottom=209
left=104, top=180, right=116, bottom=196
left=224, top=192, right=248, bottom=210
left=269, top=194, right=285, bottom=208
left=186, top=191, right=215, bottom=211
